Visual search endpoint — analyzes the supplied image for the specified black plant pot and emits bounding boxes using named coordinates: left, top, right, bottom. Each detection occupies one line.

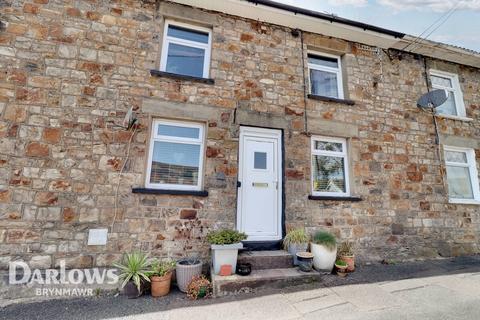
left=236, top=263, right=252, bottom=276
left=123, top=280, right=148, bottom=299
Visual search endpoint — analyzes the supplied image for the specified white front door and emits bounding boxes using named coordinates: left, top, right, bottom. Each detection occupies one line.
left=237, top=127, right=282, bottom=242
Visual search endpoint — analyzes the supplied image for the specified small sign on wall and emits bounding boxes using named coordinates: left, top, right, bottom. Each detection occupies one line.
left=87, top=229, right=108, bottom=246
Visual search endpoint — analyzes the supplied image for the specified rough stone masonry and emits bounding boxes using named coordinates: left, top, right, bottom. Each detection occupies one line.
left=0, top=0, right=479, bottom=271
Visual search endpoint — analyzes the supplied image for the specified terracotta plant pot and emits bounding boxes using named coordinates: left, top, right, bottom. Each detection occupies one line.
left=335, top=264, right=348, bottom=277
left=176, top=259, right=203, bottom=293
left=341, top=255, right=355, bottom=272
left=151, top=272, right=172, bottom=297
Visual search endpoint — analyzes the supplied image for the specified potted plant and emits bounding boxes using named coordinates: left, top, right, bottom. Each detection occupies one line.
left=338, top=241, right=355, bottom=272
left=311, top=231, right=337, bottom=272
left=149, top=259, right=176, bottom=297
left=283, top=228, right=309, bottom=265
left=176, top=257, right=203, bottom=293
left=186, top=275, right=212, bottom=300
left=207, top=229, right=247, bottom=275
left=296, top=252, right=314, bottom=272
left=335, top=260, right=348, bottom=277
left=113, top=252, right=151, bottom=299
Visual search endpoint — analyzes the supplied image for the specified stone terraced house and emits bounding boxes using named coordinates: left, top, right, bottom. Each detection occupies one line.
left=1, top=0, right=480, bottom=272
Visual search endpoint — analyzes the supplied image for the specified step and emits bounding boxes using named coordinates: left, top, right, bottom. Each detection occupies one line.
left=212, top=268, right=321, bottom=297
left=238, top=250, right=293, bottom=270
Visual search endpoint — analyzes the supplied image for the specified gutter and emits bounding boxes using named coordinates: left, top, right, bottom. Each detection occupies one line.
left=246, top=0, right=405, bottom=39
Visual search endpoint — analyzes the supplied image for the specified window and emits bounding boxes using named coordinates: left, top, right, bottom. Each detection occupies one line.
left=308, top=52, right=344, bottom=99
left=146, top=120, right=205, bottom=191
left=429, top=70, right=465, bottom=117
left=160, top=20, right=212, bottom=78
left=311, top=136, right=350, bottom=197
left=444, top=146, right=480, bottom=204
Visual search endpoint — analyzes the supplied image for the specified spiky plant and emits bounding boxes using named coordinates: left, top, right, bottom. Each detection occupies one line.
left=312, top=231, right=337, bottom=251
left=283, top=228, right=309, bottom=249
left=338, top=241, right=355, bottom=256
left=113, top=252, right=151, bottom=291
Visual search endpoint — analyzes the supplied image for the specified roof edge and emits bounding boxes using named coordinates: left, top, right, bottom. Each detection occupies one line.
left=245, top=0, right=405, bottom=39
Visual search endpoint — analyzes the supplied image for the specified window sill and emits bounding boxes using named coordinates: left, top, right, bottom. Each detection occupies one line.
left=308, top=195, right=362, bottom=201
left=150, top=70, right=215, bottom=85
left=132, top=188, right=208, bottom=197
left=436, top=114, right=473, bottom=122
left=448, top=199, right=480, bottom=205
left=307, top=94, right=355, bottom=106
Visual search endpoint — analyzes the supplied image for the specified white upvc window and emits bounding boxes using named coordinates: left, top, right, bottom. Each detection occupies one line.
left=444, top=146, right=480, bottom=204
left=146, top=119, right=205, bottom=191
left=308, top=51, right=344, bottom=99
left=311, top=136, right=350, bottom=197
left=160, top=20, right=212, bottom=78
left=429, top=70, right=465, bottom=117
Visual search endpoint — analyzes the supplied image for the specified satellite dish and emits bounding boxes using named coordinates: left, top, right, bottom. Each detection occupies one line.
left=417, top=89, right=448, bottom=109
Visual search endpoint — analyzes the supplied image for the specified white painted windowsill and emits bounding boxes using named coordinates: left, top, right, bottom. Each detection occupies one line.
left=436, top=114, right=474, bottom=122
left=449, top=199, right=480, bottom=205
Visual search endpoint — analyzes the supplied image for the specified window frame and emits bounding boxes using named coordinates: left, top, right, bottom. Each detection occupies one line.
left=145, top=119, right=205, bottom=191
left=311, top=136, right=350, bottom=197
left=429, top=69, right=466, bottom=117
left=307, top=51, right=344, bottom=99
left=444, top=145, right=480, bottom=204
left=160, top=20, right=212, bottom=79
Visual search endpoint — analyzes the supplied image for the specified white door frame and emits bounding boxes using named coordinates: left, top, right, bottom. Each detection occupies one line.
left=237, top=126, right=283, bottom=242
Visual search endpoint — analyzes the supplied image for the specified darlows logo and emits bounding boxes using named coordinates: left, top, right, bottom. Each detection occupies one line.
left=9, top=261, right=118, bottom=286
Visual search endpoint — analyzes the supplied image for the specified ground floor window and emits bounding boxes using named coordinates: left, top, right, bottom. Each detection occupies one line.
left=311, top=136, right=350, bottom=197
left=444, top=146, right=480, bottom=203
left=146, top=119, right=205, bottom=190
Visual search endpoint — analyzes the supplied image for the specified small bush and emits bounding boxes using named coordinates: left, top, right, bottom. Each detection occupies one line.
left=149, top=259, right=176, bottom=277
left=335, top=260, right=347, bottom=267
left=338, top=241, right=354, bottom=256
left=206, top=229, right=247, bottom=245
left=283, top=228, right=309, bottom=249
left=187, top=275, right=212, bottom=300
left=312, top=231, right=336, bottom=251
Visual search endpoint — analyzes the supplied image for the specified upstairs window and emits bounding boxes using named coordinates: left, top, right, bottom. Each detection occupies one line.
left=146, top=120, right=205, bottom=191
left=160, top=20, right=212, bottom=78
left=429, top=70, right=465, bottom=117
left=444, top=146, right=480, bottom=204
left=308, top=52, right=344, bottom=99
left=311, top=136, right=350, bottom=197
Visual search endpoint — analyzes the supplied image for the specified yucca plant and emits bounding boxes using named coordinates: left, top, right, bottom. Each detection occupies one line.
left=113, top=252, right=151, bottom=291
left=283, top=228, right=309, bottom=249
left=312, top=231, right=337, bottom=251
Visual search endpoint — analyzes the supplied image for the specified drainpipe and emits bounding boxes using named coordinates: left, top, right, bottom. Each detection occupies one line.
left=299, top=30, right=309, bottom=134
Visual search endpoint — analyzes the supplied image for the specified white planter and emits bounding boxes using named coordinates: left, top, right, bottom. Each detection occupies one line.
left=311, top=243, right=337, bottom=272
left=211, top=242, right=243, bottom=275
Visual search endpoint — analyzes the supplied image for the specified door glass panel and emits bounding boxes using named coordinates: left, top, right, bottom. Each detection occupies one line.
left=446, top=165, right=474, bottom=199
left=254, top=152, right=267, bottom=170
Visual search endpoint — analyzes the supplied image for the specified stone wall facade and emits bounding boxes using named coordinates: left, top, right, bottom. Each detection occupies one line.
left=0, top=0, right=479, bottom=270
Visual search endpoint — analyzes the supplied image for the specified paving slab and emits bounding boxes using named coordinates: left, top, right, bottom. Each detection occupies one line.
left=378, top=277, right=429, bottom=293
left=330, top=283, right=406, bottom=312
left=282, top=286, right=335, bottom=303
left=292, top=293, right=347, bottom=315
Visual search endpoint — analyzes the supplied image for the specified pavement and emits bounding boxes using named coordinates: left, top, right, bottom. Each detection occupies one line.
left=1, top=255, right=480, bottom=320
